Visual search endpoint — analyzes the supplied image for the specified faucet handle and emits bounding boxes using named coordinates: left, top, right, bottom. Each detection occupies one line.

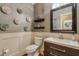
left=59, top=34, right=64, bottom=39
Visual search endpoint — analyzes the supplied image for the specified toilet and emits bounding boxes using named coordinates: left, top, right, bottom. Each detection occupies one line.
left=25, top=37, right=43, bottom=56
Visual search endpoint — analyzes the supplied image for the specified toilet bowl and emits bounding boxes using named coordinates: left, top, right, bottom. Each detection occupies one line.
left=25, top=37, right=43, bottom=56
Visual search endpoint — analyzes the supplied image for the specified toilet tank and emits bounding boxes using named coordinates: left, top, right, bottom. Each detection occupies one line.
left=34, top=37, right=43, bottom=46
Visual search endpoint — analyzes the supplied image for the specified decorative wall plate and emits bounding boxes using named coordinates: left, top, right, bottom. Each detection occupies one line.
left=26, top=17, right=29, bottom=23
left=0, top=24, right=9, bottom=31
left=1, top=5, right=11, bottom=14
left=13, top=19, right=19, bottom=25
left=17, top=8, right=23, bottom=14
left=26, top=17, right=31, bottom=23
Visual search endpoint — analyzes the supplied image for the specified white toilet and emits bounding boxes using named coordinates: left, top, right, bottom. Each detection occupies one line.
left=25, top=37, right=43, bottom=56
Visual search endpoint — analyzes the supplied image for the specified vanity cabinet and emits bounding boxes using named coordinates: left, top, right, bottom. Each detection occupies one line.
left=44, top=42, right=79, bottom=56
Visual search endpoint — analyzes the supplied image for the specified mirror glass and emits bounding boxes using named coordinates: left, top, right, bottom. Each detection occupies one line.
left=51, top=3, right=77, bottom=33
left=53, top=9, right=72, bottom=30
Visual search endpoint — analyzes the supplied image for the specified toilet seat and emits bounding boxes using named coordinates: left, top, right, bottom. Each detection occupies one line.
left=25, top=37, right=43, bottom=56
left=26, top=44, right=39, bottom=54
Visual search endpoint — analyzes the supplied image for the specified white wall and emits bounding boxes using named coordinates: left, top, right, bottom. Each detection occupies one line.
left=0, top=32, right=32, bottom=56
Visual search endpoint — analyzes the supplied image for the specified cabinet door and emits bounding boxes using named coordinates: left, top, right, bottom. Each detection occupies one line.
left=66, top=47, right=79, bottom=56
left=44, top=42, right=68, bottom=56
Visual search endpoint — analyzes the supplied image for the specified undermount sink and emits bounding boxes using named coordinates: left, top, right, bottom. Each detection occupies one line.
left=62, top=39, right=79, bottom=46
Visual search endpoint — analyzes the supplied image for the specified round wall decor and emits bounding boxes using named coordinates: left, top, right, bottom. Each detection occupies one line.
left=26, top=17, right=29, bottom=23
left=13, top=19, right=18, bottom=25
left=1, top=5, right=11, bottom=14
left=26, top=17, right=31, bottom=23
left=13, top=18, right=19, bottom=25
left=17, top=8, right=23, bottom=14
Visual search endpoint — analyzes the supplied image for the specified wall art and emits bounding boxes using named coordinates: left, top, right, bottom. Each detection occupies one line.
left=0, top=5, right=11, bottom=14
left=0, top=24, right=9, bottom=31
left=17, top=8, right=23, bottom=14
left=25, top=17, right=31, bottom=24
left=13, top=19, right=18, bottom=25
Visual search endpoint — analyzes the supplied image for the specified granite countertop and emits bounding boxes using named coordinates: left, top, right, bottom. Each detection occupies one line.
left=44, top=37, right=79, bottom=50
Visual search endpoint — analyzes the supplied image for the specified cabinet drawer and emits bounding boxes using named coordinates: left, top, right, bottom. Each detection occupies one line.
left=45, top=46, right=67, bottom=56
left=45, top=42, right=66, bottom=49
left=45, top=42, right=67, bottom=53
left=50, top=46, right=67, bottom=56
left=44, top=42, right=68, bottom=56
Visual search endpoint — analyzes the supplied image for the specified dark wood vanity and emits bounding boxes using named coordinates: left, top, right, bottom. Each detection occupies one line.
left=44, top=41, right=79, bottom=56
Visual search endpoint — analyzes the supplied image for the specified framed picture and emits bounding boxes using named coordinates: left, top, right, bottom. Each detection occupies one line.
left=63, top=20, right=72, bottom=30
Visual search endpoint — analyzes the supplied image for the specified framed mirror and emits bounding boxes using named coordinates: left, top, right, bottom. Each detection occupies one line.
left=50, top=3, right=77, bottom=33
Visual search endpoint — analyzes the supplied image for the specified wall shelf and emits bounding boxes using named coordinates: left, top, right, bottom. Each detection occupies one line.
left=33, top=18, right=45, bottom=31
left=34, top=27, right=45, bottom=29
left=34, top=18, right=44, bottom=22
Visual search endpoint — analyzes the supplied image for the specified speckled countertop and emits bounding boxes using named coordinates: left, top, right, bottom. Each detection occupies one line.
left=44, top=38, right=79, bottom=50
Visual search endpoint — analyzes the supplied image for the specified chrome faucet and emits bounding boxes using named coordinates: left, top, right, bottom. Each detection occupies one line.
left=58, top=34, right=64, bottom=39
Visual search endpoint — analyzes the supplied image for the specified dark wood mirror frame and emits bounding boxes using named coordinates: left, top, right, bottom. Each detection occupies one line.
left=50, top=3, right=77, bottom=33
